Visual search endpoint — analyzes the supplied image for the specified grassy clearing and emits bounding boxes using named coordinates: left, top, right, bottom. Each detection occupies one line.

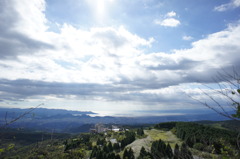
left=145, top=129, right=182, bottom=148
left=124, top=129, right=182, bottom=158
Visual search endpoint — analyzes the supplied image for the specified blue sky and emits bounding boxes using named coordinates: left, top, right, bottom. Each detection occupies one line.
left=0, top=0, right=240, bottom=116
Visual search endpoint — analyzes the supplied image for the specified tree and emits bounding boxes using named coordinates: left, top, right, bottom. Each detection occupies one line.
left=151, top=139, right=171, bottom=158
left=190, top=68, right=240, bottom=153
left=180, top=143, right=193, bottom=159
left=138, top=146, right=153, bottom=159
left=191, top=68, right=240, bottom=121
left=137, top=128, right=144, bottom=136
left=123, top=148, right=134, bottom=159
left=173, top=143, right=180, bottom=159
left=166, top=143, right=173, bottom=158
left=108, top=142, right=113, bottom=152
left=113, top=143, right=120, bottom=151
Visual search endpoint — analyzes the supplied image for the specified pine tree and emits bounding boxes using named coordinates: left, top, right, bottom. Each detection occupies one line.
left=180, top=143, right=193, bottom=159
left=137, top=128, right=144, bottom=136
left=113, top=143, right=120, bottom=151
left=166, top=143, right=173, bottom=158
left=138, top=146, right=153, bottom=159
left=139, top=146, right=147, bottom=158
left=115, top=154, right=121, bottom=159
left=103, top=144, right=109, bottom=153
left=128, top=148, right=135, bottom=159
left=123, top=148, right=135, bottom=159
left=108, top=142, right=113, bottom=152
left=173, top=144, right=180, bottom=159
left=123, top=148, right=129, bottom=159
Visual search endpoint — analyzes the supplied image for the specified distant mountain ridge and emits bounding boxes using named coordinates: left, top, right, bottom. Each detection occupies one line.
left=0, top=107, right=229, bottom=133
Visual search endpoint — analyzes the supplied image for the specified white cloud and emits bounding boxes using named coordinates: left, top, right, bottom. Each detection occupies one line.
left=214, top=0, right=240, bottom=11
left=154, top=11, right=180, bottom=27
left=182, top=35, right=193, bottom=41
left=166, top=11, right=176, bottom=17
left=0, top=0, right=154, bottom=84
left=155, top=18, right=180, bottom=27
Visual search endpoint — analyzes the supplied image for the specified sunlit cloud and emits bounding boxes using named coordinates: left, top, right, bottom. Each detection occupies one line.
left=154, top=18, right=180, bottom=27
left=154, top=11, right=180, bottom=27
left=0, top=0, right=240, bottom=114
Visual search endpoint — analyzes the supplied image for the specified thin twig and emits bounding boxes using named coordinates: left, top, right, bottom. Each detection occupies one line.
left=0, top=103, right=44, bottom=129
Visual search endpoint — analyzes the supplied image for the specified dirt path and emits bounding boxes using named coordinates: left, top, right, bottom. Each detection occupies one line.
left=126, top=131, right=153, bottom=158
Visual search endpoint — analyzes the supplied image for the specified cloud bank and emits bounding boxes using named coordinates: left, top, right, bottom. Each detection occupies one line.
left=0, top=0, right=240, bottom=113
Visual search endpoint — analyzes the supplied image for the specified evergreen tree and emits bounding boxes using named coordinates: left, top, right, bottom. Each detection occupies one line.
left=121, top=131, right=136, bottom=148
left=107, top=152, right=115, bottom=159
left=139, top=146, right=147, bottom=158
left=128, top=148, right=135, bottom=159
left=151, top=139, right=169, bottom=158
left=108, top=142, right=113, bottom=152
left=103, top=144, right=110, bottom=153
left=173, top=144, right=180, bottom=159
left=137, top=128, right=144, bottom=136
left=166, top=143, right=173, bottom=158
left=96, top=138, right=101, bottom=145
left=90, top=146, right=99, bottom=158
left=123, top=148, right=129, bottom=159
left=113, top=143, right=120, bottom=151
left=138, top=146, right=152, bottom=159
left=115, top=154, right=121, bottom=159
left=180, top=143, right=193, bottom=159
left=123, top=148, right=135, bottom=159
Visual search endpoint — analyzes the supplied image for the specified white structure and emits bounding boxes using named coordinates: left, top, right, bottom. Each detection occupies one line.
left=95, top=123, right=105, bottom=133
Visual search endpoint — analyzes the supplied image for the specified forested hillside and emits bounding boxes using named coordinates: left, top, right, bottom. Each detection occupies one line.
left=1, top=121, right=239, bottom=158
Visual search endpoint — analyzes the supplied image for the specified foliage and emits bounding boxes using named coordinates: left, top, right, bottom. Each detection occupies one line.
left=193, top=143, right=204, bottom=151
left=151, top=139, right=173, bottom=158
left=173, top=143, right=180, bottom=159
left=96, top=138, right=106, bottom=146
left=175, top=122, right=238, bottom=154
left=113, top=143, right=120, bottom=151
left=90, top=144, right=120, bottom=159
left=123, top=147, right=134, bottom=159
left=137, top=146, right=152, bottom=159
left=180, top=142, right=193, bottom=159
left=154, top=122, right=177, bottom=131
left=1, top=121, right=240, bottom=158
left=137, top=128, right=144, bottom=136
left=120, top=131, right=136, bottom=148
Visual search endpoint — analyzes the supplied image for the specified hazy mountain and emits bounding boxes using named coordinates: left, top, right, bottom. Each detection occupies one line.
left=0, top=107, right=229, bottom=133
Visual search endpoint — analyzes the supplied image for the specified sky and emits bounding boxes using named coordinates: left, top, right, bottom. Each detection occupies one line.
left=0, top=0, right=240, bottom=116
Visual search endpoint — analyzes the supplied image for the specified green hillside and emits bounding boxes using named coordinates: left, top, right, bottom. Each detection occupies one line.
left=0, top=121, right=239, bottom=159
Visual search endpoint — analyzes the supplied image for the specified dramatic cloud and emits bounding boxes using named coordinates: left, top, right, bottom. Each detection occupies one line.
left=0, top=0, right=240, bottom=114
left=0, top=0, right=53, bottom=59
left=214, top=0, right=240, bottom=11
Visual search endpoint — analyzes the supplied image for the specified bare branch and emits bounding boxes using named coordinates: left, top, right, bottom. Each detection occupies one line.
left=5, top=112, right=8, bottom=125
left=0, top=103, right=44, bottom=129
left=189, top=68, right=240, bottom=121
